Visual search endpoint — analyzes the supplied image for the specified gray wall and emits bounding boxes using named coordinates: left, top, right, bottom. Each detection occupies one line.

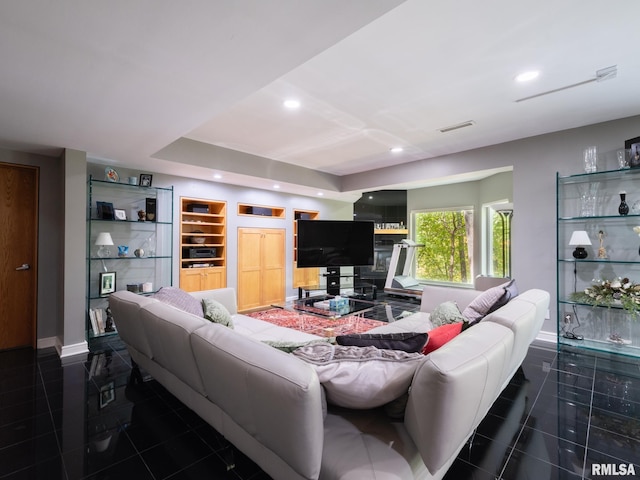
left=3, top=114, right=640, bottom=349
left=347, top=114, right=640, bottom=336
left=407, top=170, right=513, bottom=283
left=0, top=147, right=63, bottom=342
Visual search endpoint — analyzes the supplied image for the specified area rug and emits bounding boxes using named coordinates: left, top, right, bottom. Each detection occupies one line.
left=247, top=308, right=386, bottom=337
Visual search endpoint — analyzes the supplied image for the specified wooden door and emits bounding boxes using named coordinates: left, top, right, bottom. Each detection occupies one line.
left=0, top=163, right=38, bottom=350
left=261, top=229, right=285, bottom=306
left=237, top=228, right=264, bottom=311
left=237, top=228, right=285, bottom=311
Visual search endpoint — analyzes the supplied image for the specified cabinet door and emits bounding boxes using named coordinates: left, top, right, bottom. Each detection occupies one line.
left=237, top=228, right=285, bottom=311
left=261, top=229, right=285, bottom=305
left=202, top=267, right=225, bottom=290
left=180, top=269, right=205, bottom=292
left=238, top=228, right=264, bottom=311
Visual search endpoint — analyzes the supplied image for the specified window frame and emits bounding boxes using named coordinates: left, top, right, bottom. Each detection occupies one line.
left=411, top=205, right=475, bottom=286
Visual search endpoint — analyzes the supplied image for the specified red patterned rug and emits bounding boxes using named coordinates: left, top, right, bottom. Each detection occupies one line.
left=246, top=308, right=385, bottom=337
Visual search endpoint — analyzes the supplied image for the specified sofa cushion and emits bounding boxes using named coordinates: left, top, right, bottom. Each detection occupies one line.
left=429, top=301, right=466, bottom=327
left=421, top=322, right=463, bottom=355
left=153, top=286, right=204, bottom=318
left=461, top=279, right=517, bottom=324
left=335, top=332, right=428, bottom=353
left=293, top=344, right=423, bottom=409
left=202, top=298, right=233, bottom=328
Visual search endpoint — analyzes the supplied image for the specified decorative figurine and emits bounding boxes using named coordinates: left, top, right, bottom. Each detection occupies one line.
left=104, top=307, right=115, bottom=332
left=597, top=230, right=607, bottom=259
left=137, top=210, right=146, bottom=221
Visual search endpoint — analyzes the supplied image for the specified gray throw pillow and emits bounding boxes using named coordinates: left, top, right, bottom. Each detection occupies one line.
left=202, top=298, right=233, bottom=328
left=430, top=301, right=466, bottom=327
left=153, top=287, right=204, bottom=317
left=462, top=279, right=518, bottom=325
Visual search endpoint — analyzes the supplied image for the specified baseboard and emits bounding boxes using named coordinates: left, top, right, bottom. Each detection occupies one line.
left=535, top=330, right=557, bottom=345
left=37, top=336, right=57, bottom=350
left=56, top=339, right=89, bottom=359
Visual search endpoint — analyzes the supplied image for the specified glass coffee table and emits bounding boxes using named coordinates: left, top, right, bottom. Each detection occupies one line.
left=273, top=294, right=378, bottom=320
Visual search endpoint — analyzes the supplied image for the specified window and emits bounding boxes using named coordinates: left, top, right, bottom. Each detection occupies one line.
left=413, top=208, right=474, bottom=284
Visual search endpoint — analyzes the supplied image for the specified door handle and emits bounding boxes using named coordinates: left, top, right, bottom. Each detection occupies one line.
left=15, top=264, right=30, bottom=271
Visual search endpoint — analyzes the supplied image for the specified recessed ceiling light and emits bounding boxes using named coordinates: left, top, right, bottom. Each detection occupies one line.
left=515, top=70, right=540, bottom=82
left=283, top=99, right=301, bottom=109
left=317, top=192, right=324, bottom=196
left=390, top=147, right=404, bottom=153
left=273, top=184, right=280, bottom=189
left=213, top=173, right=222, bottom=179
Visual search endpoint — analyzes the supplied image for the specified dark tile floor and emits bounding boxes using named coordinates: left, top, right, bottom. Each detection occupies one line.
left=1, top=294, right=639, bottom=479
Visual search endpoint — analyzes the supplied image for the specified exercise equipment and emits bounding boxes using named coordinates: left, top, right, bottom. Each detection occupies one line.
left=384, top=239, right=425, bottom=298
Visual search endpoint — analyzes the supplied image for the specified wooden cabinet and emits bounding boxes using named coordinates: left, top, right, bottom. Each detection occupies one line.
left=179, top=197, right=226, bottom=291
left=237, top=228, right=285, bottom=311
left=293, top=209, right=320, bottom=288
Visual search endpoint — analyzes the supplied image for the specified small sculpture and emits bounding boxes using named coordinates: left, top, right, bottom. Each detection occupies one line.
left=137, top=210, right=146, bottom=221
left=597, top=230, right=607, bottom=259
left=104, top=307, right=115, bottom=332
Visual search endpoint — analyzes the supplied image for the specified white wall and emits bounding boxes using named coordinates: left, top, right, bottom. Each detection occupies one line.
left=86, top=164, right=354, bottom=299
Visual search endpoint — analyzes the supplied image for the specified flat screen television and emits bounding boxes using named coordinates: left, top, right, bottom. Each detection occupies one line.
left=297, top=220, right=374, bottom=267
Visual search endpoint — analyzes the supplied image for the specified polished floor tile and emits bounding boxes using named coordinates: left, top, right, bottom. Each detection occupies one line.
left=1, top=298, right=639, bottom=479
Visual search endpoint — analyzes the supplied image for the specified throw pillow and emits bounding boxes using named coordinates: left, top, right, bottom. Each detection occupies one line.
left=421, top=322, right=463, bottom=355
left=429, top=301, right=466, bottom=327
left=488, top=279, right=519, bottom=314
left=153, top=287, right=204, bottom=317
left=202, top=298, right=233, bottom=329
left=461, top=279, right=517, bottom=324
left=292, top=344, right=423, bottom=409
left=261, top=338, right=330, bottom=353
left=335, top=332, right=428, bottom=353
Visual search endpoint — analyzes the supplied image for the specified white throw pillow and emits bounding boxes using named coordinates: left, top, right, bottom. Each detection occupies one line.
left=292, top=344, right=423, bottom=409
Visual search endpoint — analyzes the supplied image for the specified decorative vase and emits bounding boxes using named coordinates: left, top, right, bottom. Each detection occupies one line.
left=618, top=192, right=629, bottom=216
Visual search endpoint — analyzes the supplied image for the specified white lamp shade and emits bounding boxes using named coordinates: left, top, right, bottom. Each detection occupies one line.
left=95, top=232, right=114, bottom=246
left=569, top=230, right=591, bottom=246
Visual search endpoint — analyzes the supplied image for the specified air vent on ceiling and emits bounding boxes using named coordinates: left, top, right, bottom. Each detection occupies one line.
left=438, top=120, right=475, bottom=133
left=516, top=65, right=617, bottom=103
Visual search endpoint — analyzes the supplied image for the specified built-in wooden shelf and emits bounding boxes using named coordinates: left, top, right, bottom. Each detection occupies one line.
left=237, top=203, right=285, bottom=218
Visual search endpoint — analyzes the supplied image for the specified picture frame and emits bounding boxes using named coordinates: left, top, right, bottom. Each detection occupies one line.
left=114, top=208, right=127, bottom=221
left=96, top=201, right=114, bottom=220
left=99, top=271, right=116, bottom=297
left=625, top=136, right=640, bottom=168
left=139, top=173, right=153, bottom=187
left=99, top=381, right=115, bottom=409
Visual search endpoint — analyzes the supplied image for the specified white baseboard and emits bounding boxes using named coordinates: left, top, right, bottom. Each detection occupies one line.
left=535, top=330, right=557, bottom=345
left=56, top=339, right=89, bottom=359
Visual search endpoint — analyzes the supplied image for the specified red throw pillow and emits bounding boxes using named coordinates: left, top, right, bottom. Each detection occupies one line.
left=422, top=322, right=463, bottom=354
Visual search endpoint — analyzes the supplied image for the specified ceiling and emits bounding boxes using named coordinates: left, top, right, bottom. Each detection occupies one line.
left=1, top=0, right=639, bottom=200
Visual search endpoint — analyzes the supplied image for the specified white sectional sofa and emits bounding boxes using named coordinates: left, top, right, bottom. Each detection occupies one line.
left=109, top=285, right=549, bottom=480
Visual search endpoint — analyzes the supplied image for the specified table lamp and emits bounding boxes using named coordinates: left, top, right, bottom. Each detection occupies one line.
left=95, top=232, right=114, bottom=258
left=569, top=230, right=591, bottom=259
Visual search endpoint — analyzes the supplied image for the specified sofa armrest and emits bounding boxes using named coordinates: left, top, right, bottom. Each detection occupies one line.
left=189, top=288, right=238, bottom=315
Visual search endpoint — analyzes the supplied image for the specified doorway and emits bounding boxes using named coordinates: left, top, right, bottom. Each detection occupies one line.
left=0, top=162, right=38, bottom=350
